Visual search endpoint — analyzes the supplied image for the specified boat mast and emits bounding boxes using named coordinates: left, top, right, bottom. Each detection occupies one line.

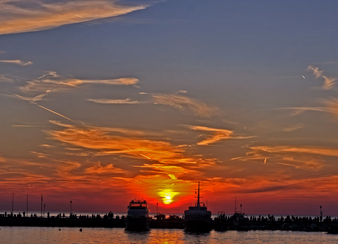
left=197, top=181, right=200, bottom=208
left=235, top=195, right=237, bottom=213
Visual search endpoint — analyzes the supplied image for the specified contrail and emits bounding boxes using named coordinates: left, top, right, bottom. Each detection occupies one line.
left=122, top=145, right=152, bottom=160
left=14, top=93, right=77, bottom=124
left=36, top=103, right=77, bottom=123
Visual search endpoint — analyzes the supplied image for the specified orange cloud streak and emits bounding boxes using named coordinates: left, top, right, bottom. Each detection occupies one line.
left=21, top=71, right=139, bottom=93
left=0, top=1, right=147, bottom=35
left=189, top=125, right=234, bottom=145
left=152, top=93, right=219, bottom=117
left=251, top=145, right=338, bottom=157
left=47, top=121, right=217, bottom=166
left=46, top=122, right=218, bottom=205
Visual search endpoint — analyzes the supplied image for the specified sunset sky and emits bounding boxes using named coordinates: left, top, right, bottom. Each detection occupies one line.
left=1, top=0, right=338, bottom=216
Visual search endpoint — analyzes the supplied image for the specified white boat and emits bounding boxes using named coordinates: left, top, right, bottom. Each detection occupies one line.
left=125, top=200, right=150, bottom=231
left=184, top=182, right=212, bottom=232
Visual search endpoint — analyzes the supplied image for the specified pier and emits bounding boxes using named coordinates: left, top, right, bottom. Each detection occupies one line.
left=1, top=212, right=338, bottom=233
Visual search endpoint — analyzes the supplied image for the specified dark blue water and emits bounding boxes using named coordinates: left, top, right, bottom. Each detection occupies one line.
left=1, top=227, right=338, bottom=244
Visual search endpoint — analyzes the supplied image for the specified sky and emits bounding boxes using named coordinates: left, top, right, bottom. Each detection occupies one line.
left=1, top=0, right=338, bottom=216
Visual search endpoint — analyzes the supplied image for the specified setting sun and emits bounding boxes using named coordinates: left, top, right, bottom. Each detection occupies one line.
left=158, top=189, right=179, bottom=205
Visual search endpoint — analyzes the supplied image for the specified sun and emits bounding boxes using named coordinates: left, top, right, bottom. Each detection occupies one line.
left=158, top=189, right=179, bottom=204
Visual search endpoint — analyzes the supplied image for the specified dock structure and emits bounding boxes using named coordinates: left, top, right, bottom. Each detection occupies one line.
left=1, top=212, right=338, bottom=232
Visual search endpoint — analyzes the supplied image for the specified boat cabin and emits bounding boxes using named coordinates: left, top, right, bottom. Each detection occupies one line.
left=128, top=200, right=148, bottom=209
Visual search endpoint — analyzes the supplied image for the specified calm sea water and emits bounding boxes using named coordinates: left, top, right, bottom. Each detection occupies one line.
left=1, top=227, right=338, bottom=244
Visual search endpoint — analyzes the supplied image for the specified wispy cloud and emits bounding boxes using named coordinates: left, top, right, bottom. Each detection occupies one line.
left=275, top=106, right=327, bottom=116
left=232, top=145, right=334, bottom=171
left=251, top=145, right=338, bottom=157
left=11, top=124, right=44, bottom=128
left=273, top=75, right=305, bottom=79
left=307, top=65, right=323, bottom=78
left=136, top=164, right=196, bottom=178
left=88, top=98, right=141, bottom=104
left=322, top=75, right=336, bottom=90
left=152, top=93, right=218, bottom=117
left=10, top=93, right=48, bottom=102
left=277, top=157, right=323, bottom=171
left=283, top=124, right=304, bottom=132
left=47, top=121, right=216, bottom=167
left=0, top=59, right=32, bottom=66
left=275, top=100, right=338, bottom=120
left=85, top=162, right=124, bottom=174
left=21, top=71, right=139, bottom=93
left=188, top=125, right=234, bottom=145
left=307, top=65, right=336, bottom=90
left=188, top=125, right=252, bottom=146
left=0, top=74, right=13, bottom=82
left=0, top=0, right=148, bottom=35
left=324, top=98, right=338, bottom=118
left=311, top=61, right=338, bottom=64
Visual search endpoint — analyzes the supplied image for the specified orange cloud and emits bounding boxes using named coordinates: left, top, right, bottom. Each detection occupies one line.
left=188, top=125, right=252, bottom=145
left=307, top=65, right=323, bottom=78
left=232, top=145, right=331, bottom=171
left=0, top=0, right=147, bottom=35
left=251, top=145, right=338, bottom=157
left=85, top=162, right=124, bottom=174
left=45, top=121, right=220, bottom=205
left=276, top=106, right=327, bottom=116
left=324, top=98, right=338, bottom=118
left=283, top=124, right=304, bottom=132
left=307, top=65, right=336, bottom=90
left=0, top=157, right=54, bottom=193
left=322, top=75, right=336, bottom=90
left=47, top=121, right=218, bottom=168
left=276, top=98, right=338, bottom=119
left=188, top=125, right=234, bottom=145
left=137, top=164, right=198, bottom=179
left=152, top=93, right=218, bottom=117
left=277, top=157, right=323, bottom=170
left=21, top=71, right=139, bottom=93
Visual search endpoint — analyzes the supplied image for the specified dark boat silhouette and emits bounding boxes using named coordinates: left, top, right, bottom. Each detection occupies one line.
left=184, top=182, right=212, bottom=232
left=125, top=200, right=150, bottom=231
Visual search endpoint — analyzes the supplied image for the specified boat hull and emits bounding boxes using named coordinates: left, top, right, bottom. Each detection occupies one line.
left=184, top=219, right=212, bottom=232
left=125, top=217, right=150, bottom=231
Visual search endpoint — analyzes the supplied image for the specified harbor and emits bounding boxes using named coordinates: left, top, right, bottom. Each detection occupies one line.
left=1, top=183, right=338, bottom=233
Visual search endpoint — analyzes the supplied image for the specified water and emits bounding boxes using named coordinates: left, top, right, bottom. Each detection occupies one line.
left=1, top=227, right=338, bottom=244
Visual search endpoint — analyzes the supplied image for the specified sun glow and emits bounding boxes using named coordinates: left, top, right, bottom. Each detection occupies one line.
left=158, top=189, right=179, bottom=204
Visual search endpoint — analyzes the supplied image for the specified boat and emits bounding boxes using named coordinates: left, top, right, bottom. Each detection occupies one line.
left=125, top=200, right=150, bottom=231
left=184, top=182, right=212, bottom=232
left=214, top=211, right=228, bottom=231
left=229, top=202, right=249, bottom=230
